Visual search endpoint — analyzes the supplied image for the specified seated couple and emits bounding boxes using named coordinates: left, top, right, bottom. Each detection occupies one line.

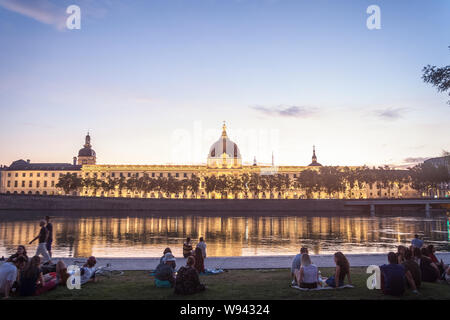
left=292, top=250, right=352, bottom=289
left=155, top=252, right=205, bottom=295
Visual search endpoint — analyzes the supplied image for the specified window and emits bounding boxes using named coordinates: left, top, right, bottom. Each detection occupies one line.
left=111, top=173, right=115, bottom=178
left=120, top=173, right=123, bottom=177
left=135, top=173, right=139, bottom=177
left=184, top=173, right=187, bottom=178
left=294, top=174, right=297, bottom=178
left=15, top=173, right=18, bottom=177
left=168, top=173, right=171, bottom=177
left=22, top=173, right=26, bottom=177
left=7, top=173, right=11, bottom=177
left=29, top=181, right=32, bottom=187
left=52, top=173, right=55, bottom=177
left=152, top=173, right=155, bottom=177
left=14, top=181, right=18, bottom=187
left=44, top=173, right=48, bottom=177
left=175, top=173, right=179, bottom=178
left=37, top=173, right=40, bottom=177
left=160, top=173, right=163, bottom=177
left=85, top=173, right=89, bottom=177
left=51, top=181, right=55, bottom=187
left=22, top=181, right=25, bottom=187
left=30, top=173, right=33, bottom=177
left=101, top=173, right=106, bottom=177
left=44, top=181, right=47, bottom=188
left=37, top=181, right=40, bottom=188
left=7, top=181, right=11, bottom=187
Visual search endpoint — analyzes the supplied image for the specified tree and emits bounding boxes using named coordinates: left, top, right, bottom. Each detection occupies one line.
left=188, top=174, right=200, bottom=198
left=422, top=46, right=450, bottom=104
left=56, top=173, right=82, bottom=195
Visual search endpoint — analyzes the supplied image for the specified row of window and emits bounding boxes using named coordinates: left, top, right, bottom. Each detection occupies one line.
left=7, top=172, right=68, bottom=178
left=85, top=172, right=192, bottom=179
left=7, top=181, right=56, bottom=188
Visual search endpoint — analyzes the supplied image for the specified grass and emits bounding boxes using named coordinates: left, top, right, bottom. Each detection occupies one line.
left=16, top=267, right=450, bottom=300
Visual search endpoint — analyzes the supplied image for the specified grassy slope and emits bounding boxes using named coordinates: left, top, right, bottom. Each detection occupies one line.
left=19, top=267, right=450, bottom=300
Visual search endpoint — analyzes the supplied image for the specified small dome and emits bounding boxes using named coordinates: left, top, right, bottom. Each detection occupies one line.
left=207, top=123, right=242, bottom=168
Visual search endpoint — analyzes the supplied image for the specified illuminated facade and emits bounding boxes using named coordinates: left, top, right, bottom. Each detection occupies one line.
left=0, top=123, right=419, bottom=199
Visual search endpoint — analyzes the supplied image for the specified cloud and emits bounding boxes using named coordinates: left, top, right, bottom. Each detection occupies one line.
left=374, top=107, right=409, bottom=120
left=403, top=156, right=430, bottom=164
left=250, top=105, right=317, bottom=118
left=0, top=0, right=67, bottom=30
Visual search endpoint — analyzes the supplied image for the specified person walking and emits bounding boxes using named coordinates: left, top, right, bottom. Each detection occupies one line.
left=29, top=220, right=51, bottom=263
left=45, top=216, right=53, bottom=257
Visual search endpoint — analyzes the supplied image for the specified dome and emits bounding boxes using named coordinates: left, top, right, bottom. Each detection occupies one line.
left=78, top=148, right=96, bottom=157
left=207, top=123, right=242, bottom=168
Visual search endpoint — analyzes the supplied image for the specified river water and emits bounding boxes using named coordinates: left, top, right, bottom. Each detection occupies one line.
left=0, top=211, right=449, bottom=258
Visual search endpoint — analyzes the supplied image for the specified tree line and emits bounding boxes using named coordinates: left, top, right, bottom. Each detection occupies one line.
left=55, top=162, right=449, bottom=199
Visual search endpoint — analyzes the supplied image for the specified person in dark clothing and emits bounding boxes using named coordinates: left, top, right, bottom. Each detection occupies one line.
left=402, top=248, right=421, bottom=293
left=380, top=252, right=406, bottom=296
left=7, top=245, right=28, bottom=264
left=45, top=216, right=53, bottom=257
left=174, top=256, right=205, bottom=295
left=29, top=220, right=51, bottom=263
left=19, top=256, right=57, bottom=296
left=155, top=252, right=176, bottom=287
left=194, top=247, right=205, bottom=274
left=419, top=248, right=440, bottom=283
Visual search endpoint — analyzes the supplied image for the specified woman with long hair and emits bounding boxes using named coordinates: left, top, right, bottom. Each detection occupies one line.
left=194, top=247, right=205, bottom=274
left=297, top=254, right=319, bottom=289
left=397, top=245, right=407, bottom=264
left=19, top=256, right=57, bottom=296
left=326, top=252, right=352, bottom=288
left=7, top=245, right=28, bottom=263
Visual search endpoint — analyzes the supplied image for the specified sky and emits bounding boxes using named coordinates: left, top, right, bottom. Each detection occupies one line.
left=0, top=0, right=449, bottom=168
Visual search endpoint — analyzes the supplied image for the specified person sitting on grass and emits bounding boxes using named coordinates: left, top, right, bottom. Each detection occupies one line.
left=160, top=248, right=174, bottom=265
left=291, top=247, right=308, bottom=285
left=402, top=248, right=421, bottom=294
left=194, top=247, right=205, bottom=274
left=7, top=245, right=28, bottom=264
left=0, top=256, right=27, bottom=299
left=419, top=248, right=440, bottom=283
left=326, top=252, right=352, bottom=288
left=380, top=252, right=406, bottom=296
left=426, top=244, right=446, bottom=276
left=174, top=256, right=205, bottom=295
left=19, top=256, right=58, bottom=296
left=396, top=245, right=407, bottom=264
left=183, top=238, right=193, bottom=258
left=80, top=256, right=97, bottom=285
left=155, top=252, right=176, bottom=287
left=296, top=254, right=319, bottom=289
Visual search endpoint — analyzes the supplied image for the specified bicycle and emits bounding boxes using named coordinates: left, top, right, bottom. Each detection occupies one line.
left=72, top=260, right=124, bottom=278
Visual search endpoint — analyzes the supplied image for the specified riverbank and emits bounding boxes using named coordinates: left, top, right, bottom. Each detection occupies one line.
left=1, top=194, right=447, bottom=214
left=55, top=253, right=450, bottom=270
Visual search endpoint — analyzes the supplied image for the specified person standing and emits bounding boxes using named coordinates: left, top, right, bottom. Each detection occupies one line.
left=183, top=238, right=193, bottom=258
left=411, top=234, right=424, bottom=248
left=196, top=237, right=207, bottom=259
left=29, top=220, right=51, bottom=263
left=45, top=216, right=53, bottom=257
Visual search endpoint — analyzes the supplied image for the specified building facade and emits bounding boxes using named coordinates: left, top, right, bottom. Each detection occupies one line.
left=0, top=123, right=419, bottom=199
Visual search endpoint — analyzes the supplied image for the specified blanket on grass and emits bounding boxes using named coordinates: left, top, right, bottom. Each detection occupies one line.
left=291, top=284, right=354, bottom=291
left=149, top=268, right=224, bottom=277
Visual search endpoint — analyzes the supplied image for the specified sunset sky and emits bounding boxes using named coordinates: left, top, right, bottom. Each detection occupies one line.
left=0, top=0, right=449, bottom=168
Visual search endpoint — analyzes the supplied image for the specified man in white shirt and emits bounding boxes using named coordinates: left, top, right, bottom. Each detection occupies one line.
left=0, top=256, right=27, bottom=299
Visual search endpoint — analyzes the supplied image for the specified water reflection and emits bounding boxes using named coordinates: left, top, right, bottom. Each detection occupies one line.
left=0, top=211, right=449, bottom=258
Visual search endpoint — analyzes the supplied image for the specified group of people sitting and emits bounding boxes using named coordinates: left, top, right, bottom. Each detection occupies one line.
left=0, top=245, right=98, bottom=299
left=380, top=235, right=450, bottom=296
left=154, top=247, right=206, bottom=295
left=291, top=248, right=352, bottom=289
left=289, top=235, right=450, bottom=296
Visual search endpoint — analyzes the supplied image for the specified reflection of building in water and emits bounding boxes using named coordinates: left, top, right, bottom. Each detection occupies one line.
left=0, top=123, right=419, bottom=199
left=1, top=215, right=449, bottom=257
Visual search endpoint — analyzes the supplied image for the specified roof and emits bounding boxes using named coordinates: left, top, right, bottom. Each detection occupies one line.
left=6, top=159, right=81, bottom=171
